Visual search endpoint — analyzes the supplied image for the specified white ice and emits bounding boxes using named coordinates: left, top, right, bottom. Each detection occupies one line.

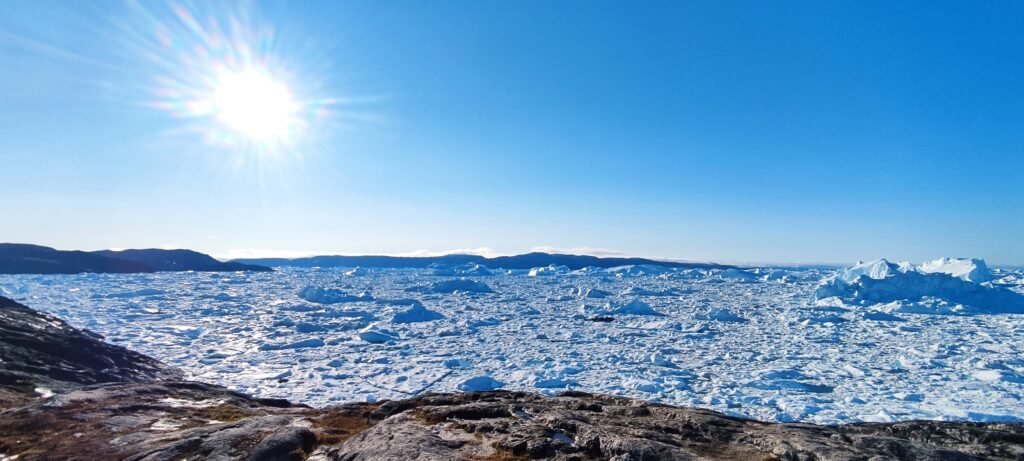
left=3, top=260, right=1023, bottom=424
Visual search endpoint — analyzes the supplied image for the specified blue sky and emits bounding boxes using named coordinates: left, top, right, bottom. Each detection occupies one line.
left=1, top=1, right=1021, bottom=264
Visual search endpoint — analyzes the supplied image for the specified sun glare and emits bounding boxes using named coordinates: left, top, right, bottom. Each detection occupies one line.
left=132, top=2, right=343, bottom=157
left=207, top=68, right=299, bottom=145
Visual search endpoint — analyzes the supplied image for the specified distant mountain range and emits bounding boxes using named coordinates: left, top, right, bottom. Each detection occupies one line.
left=0, top=244, right=729, bottom=274
left=232, top=252, right=729, bottom=270
left=0, top=244, right=272, bottom=274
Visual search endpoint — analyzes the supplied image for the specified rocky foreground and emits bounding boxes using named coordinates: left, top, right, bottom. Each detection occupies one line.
left=1, top=296, right=1022, bottom=460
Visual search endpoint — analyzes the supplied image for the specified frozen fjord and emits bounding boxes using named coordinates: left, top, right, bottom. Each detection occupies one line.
left=3, top=260, right=1023, bottom=424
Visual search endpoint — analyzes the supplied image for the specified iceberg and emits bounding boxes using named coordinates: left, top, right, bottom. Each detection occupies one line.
left=458, top=375, right=503, bottom=392
left=718, top=268, right=758, bottom=282
left=406, top=278, right=493, bottom=294
left=298, top=286, right=373, bottom=304
left=814, top=259, right=1024, bottom=314
left=358, top=324, right=399, bottom=343
left=621, top=286, right=681, bottom=297
left=695, top=308, right=747, bottom=323
left=391, top=303, right=445, bottom=323
left=343, top=267, right=367, bottom=277
left=573, top=286, right=611, bottom=299
left=918, top=257, right=993, bottom=283
left=259, top=338, right=325, bottom=351
left=582, top=299, right=664, bottom=317
left=606, top=265, right=672, bottom=277
left=528, top=265, right=570, bottom=277
left=428, top=263, right=493, bottom=277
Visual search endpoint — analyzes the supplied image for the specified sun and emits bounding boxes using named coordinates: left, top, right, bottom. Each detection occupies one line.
left=205, top=68, right=300, bottom=146
left=140, top=2, right=342, bottom=157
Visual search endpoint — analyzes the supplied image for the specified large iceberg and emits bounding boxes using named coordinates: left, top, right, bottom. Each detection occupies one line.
left=458, top=376, right=504, bottom=392
left=606, top=265, right=673, bottom=277
left=406, top=278, right=493, bottom=294
left=428, top=263, right=493, bottom=277
left=391, top=303, right=445, bottom=323
left=297, top=286, right=373, bottom=304
left=528, top=265, right=570, bottom=277
left=581, top=298, right=664, bottom=317
left=717, top=268, right=758, bottom=282
left=814, top=259, right=1024, bottom=314
left=918, top=257, right=993, bottom=283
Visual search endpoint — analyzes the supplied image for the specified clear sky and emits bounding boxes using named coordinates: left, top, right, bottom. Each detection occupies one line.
left=2, top=1, right=1022, bottom=264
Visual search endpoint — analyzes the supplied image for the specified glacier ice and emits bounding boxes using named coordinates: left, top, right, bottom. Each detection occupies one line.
left=606, top=265, right=673, bottom=277
left=528, top=265, right=570, bottom=277
left=918, top=257, right=993, bottom=283
left=298, top=285, right=373, bottom=304
left=3, top=259, right=1023, bottom=425
left=259, top=338, right=325, bottom=350
left=391, top=303, right=445, bottom=324
left=458, top=375, right=503, bottom=391
left=717, top=268, right=758, bottom=282
left=358, top=323, right=399, bottom=343
left=406, top=278, right=493, bottom=294
left=581, top=299, right=664, bottom=317
left=429, top=263, right=493, bottom=277
left=814, top=259, right=1024, bottom=314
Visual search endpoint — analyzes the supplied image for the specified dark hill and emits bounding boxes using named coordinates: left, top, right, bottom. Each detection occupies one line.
left=0, top=244, right=271, bottom=274
left=0, top=243, right=151, bottom=274
left=94, top=248, right=272, bottom=272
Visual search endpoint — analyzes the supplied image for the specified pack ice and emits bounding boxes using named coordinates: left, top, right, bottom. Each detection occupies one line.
left=3, top=257, right=1023, bottom=425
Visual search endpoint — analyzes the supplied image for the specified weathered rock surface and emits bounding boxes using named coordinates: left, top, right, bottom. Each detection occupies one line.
left=0, top=296, right=181, bottom=401
left=322, top=391, right=1024, bottom=460
left=1, top=295, right=1023, bottom=460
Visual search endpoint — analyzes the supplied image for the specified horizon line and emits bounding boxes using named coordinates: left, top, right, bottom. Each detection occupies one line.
left=13, top=242, right=1020, bottom=268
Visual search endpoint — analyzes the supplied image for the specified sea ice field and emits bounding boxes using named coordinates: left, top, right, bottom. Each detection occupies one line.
left=3, top=258, right=1024, bottom=424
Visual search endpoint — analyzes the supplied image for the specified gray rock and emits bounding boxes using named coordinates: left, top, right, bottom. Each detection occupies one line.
left=323, top=391, right=1024, bottom=461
